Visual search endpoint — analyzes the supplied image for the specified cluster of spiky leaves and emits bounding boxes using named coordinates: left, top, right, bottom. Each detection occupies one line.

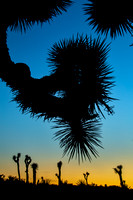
left=0, top=0, right=72, bottom=31
left=53, top=119, right=102, bottom=163
left=46, top=34, right=114, bottom=161
left=31, top=163, right=38, bottom=170
left=84, top=0, right=133, bottom=38
left=48, top=35, right=115, bottom=119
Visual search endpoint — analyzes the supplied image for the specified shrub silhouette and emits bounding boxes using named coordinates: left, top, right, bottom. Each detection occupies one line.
left=12, top=153, right=21, bottom=181
left=24, top=155, right=32, bottom=183
left=0, top=174, right=5, bottom=183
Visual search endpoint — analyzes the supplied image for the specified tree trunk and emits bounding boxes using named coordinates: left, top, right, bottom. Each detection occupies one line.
left=59, top=168, right=62, bottom=186
left=85, top=177, right=88, bottom=185
left=26, top=167, right=29, bottom=183
left=33, top=171, right=36, bottom=185
left=17, top=162, right=21, bottom=181
left=119, top=174, right=123, bottom=188
left=0, top=24, right=17, bottom=94
left=0, top=25, right=13, bottom=79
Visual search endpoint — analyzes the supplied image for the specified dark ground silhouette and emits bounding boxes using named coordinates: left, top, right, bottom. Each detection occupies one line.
left=0, top=176, right=133, bottom=197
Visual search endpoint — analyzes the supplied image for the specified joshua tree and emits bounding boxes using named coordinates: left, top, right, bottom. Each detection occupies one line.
left=0, top=2, right=116, bottom=163
left=50, top=34, right=114, bottom=162
left=12, top=153, right=21, bottom=181
left=31, top=163, right=38, bottom=185
left=11, top=34, right=114, bottom=163
left=84, top=0, right=133, bottom=38
left=83, top=172, right=90, bottom=185
left=55, top=161, right=63, bottom=186
left=24, top=155, right=32, bottom=183
left=113, top=165, right=124, bottom=188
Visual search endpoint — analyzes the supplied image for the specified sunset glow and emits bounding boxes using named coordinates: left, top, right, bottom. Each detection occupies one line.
left=1, top=0, right=133, bottom=189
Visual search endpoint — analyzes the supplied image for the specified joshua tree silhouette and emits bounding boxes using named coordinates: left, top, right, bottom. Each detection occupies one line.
left=24, top=155, right=32, bottom=183
left=51, top=34, right=115, bottom=162
left=12, top=153, right=21, bottom=181
left=0, top=1, right=116, bottom=162
left=83, top=172, right=90, bottom=185
left=55, top=161, right=63, bottom=186
left=113, top=165, right=124, bottom=188
left=84, top=0, right=133, bottom=38
left=31, top=163, right=38, bottom=185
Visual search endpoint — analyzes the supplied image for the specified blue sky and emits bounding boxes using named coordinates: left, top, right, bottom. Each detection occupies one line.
left=1, top=0, right=133, bottom=185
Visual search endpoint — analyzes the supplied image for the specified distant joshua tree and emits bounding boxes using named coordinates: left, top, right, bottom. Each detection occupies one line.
left=24, top=155, right=32, bottom=183
left=113, top=165, right=124, bottom=188
left=12, top=153, right=21, bottom=181
left=55, top=161, right=63, bottom=186
left=31, top=163, right=38, bottom=185
left=83, top=172, right=90, bottom=185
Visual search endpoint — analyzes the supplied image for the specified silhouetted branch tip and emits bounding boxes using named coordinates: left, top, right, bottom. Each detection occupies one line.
left=54, top=119, right=103, bottom=163
left=84, top=0, right=133, bottom=38
left=2, top=1, right=73, bottom=32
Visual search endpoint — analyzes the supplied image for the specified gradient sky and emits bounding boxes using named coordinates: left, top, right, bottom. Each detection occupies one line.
left=1, top=0, right=133, bottom=186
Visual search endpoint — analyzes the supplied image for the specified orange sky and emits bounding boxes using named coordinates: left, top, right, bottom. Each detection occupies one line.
left=1, top=152, right=133, bottom=187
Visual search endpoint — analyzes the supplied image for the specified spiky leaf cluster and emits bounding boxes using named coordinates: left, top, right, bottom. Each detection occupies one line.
left=47, top=34, right=115, bottom=161
left=84, top=0, right=133, bottom=38
left=1, top=0, right=72, bottom=31
left=54, top=119, right=102, bottom=163
left=48, top=34, right=115, bottom=119
left=31, top=163, right=38, bottom=170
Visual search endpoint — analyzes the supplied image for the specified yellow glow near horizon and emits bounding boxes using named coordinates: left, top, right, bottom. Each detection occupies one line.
left=2, top=157, right=133, bottom=188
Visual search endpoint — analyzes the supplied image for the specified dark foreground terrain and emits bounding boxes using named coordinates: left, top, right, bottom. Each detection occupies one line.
left=1, top=178, right=133, bottom=198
